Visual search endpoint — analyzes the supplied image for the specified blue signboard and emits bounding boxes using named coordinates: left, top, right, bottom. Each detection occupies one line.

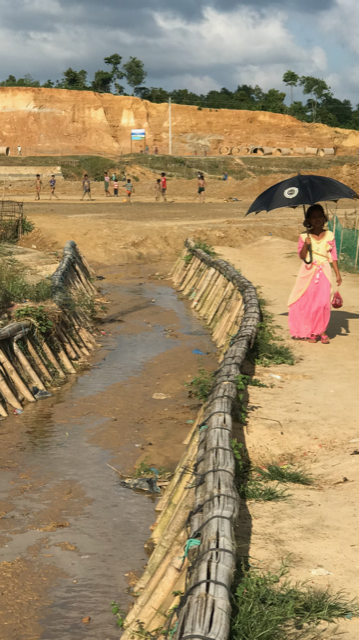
left=131, top=129, right=146, bottom=140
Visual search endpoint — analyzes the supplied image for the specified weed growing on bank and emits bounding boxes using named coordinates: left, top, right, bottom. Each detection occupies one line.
left=111, top=602, right=126, bottom=628
left=255, top=463, right=313, bottom=486
left=186, top=368, right=214, bottom=402
left=0, top=258, right=52, bottom=312
left=193, top=241, right=218, bottom=258
left=14, top=305, right=55, bottom=336
left=134, top=457, right=170, bottom=480
left=231, top=563, right=359, bottom=640
left=249, top=296, right=295, bottom=367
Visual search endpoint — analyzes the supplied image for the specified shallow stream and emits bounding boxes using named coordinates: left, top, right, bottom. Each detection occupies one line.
left=0, top=270, right=215, bottom=639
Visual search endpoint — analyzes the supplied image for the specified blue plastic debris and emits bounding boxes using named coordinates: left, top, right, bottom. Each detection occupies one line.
left=192, top=349, right=206, bottom=355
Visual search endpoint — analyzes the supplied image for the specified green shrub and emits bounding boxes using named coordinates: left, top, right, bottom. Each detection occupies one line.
left=249, top=297, right=295, bottom=366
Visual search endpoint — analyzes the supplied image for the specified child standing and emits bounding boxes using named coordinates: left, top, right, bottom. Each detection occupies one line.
left=35, top=174, right=42, bottom=201
left=113, top=179, right=119, bottom=196
left=197, top=173, right=206, bottom=203
left=49, top=175, right=59, bottom=200
left=160, top=172, right=167, bottom=202
left=81, top=174, right=92, bottom=200
left=104, top=172, right=111, bottom=197
left=126, top=179, right=134, bottom=203
left=154, top=178, right=161, bottom=202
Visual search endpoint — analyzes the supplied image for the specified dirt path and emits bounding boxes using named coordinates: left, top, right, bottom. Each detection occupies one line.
left=217, top=237, right=359, bottom=639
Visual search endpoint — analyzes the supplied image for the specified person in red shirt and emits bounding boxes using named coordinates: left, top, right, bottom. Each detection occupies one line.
left=160, top=172, right=167, bottom=202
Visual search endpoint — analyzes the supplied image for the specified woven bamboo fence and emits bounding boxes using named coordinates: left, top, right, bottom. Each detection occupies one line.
left=0, top=241, right=97, bottom=417
left=122, top=239, right=260, bottom=640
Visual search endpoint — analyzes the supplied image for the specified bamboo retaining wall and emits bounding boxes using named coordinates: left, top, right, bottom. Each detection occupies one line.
left=0, top=241, right=97, bottom=418
left=122, top=239, right=260, bottom=640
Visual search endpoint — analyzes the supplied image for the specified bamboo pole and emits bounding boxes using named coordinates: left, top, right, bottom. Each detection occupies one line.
left=56, top=342, right=76, bottom=374
left=0, top=367, right=22, bottom=409
left=42, top=342, right=66, bottom=378
left=13, top=338, right=46, bottom=391
left=27, top=338, right=52, bottom=382
left=0, top=398, right=8, bottom=416
left=0, top=348, right=35, bottom=402
left=57, top=328, right=78, bottom=360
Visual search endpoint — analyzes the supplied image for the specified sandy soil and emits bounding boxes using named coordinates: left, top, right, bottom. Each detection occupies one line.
left=217, top=238, right=359, bottom=639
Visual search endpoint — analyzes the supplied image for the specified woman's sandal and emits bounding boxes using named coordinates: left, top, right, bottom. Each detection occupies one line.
left=308, top=334, right=318, bottom=343
left=320, top=334, right=330, bottom=344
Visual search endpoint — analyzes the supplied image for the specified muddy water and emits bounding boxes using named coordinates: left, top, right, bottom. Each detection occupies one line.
left=0, top=267, right=216, bottom=640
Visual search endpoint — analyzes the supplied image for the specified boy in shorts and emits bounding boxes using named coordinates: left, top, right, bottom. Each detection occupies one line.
left=160, top=172, right=167, bottom=202
left=126, top=179, right=134, bottom=203
left=49, top=175, right=59, bottom=200
left=35, top=174, right=42, bottom=200
left=81, top=174, right=92, bottom=200
left=104, top=172, right=111, bottom=197
left=113, top=180, right=119, bottom=196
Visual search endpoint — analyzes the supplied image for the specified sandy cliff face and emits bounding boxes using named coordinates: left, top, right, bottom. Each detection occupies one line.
left=0, top=87, right=359, bottom=156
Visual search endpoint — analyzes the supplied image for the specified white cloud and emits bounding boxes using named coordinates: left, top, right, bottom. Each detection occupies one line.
left=322, top=0, right=359, bottom=54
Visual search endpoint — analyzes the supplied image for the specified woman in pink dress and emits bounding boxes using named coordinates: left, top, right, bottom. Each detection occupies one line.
left=288, top=204, right=342, bottom=344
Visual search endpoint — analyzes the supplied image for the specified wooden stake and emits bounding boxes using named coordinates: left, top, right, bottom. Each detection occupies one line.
left=0, top=348, right=35, bottom=403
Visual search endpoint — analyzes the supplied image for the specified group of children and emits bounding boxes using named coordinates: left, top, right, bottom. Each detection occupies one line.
left=35, top=174, right=59, bottom=200
left=33, top=169, right=212, bottom=203
left=101, top=171, right=167, bottom=203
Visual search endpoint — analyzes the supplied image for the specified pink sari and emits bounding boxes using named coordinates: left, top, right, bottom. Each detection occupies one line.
left=288, top=232, right=337, bottom=338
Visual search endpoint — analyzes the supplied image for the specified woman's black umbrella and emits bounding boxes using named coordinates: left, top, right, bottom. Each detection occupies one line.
left=245, top=174, right=358, bottom=264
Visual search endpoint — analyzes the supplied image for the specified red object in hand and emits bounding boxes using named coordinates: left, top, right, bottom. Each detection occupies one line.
left=332, top=290, right=343, bottom=309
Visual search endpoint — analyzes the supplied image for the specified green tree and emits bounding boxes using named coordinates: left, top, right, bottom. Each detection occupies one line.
left=299, top=76, right=332, bottom=122
left=123, top=57, right=147, bottom=95
left=262, top=88, right=287, bottom=114
left=104, top=53, right=125, bottom=94
left=288, top=101, right=308, bottom=122
left=91, top=70, right=113, bottom=93
left=62, top=68, right=88, bottom=90
left=42, top=79, right=55, bottom=88
left=283, top=70, right=299, bottom=105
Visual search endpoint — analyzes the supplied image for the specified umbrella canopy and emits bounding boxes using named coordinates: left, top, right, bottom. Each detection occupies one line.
left=246, top=174, right=358, bottom=216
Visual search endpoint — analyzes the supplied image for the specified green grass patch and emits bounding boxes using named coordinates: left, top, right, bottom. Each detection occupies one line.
left=249, top=296, right=295, bottom=367
left=231, top=440, right=289, bottom=502
left=0, top=257, right=52, bottom=312
left=186, top=367, right=214, bottom=402
left=193, top=241, right=218, bottom=258
left=231, top=563, right=359, bottom=640
left=255, top=463, right=314, bottom=486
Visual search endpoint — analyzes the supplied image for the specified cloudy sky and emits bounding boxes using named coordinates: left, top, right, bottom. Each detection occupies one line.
left=1, top=0, right=358, bottom=103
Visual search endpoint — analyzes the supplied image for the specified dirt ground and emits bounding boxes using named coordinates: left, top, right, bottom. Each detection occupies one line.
left=1, top=196, right=359, bottom=638
left=218, top=239, right=359, bottom=639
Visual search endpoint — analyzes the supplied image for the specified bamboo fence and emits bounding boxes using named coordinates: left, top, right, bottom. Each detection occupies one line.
left=122, top=239, right=260, bottom=640
left=0, top=241, right=97, bottom=417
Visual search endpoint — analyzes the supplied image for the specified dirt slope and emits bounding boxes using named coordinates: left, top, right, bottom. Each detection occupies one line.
left=1, top=87, right=359, bottom=156
left=218, top=238, right=359, bottom=639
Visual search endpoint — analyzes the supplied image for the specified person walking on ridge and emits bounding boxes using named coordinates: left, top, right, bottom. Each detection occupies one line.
left=35, top=174, right=42, bottom=200
left=81, top=174, right=92, bottom=200
left=104, top=172, right=111, bottom=197
left=160, top=172, right=167, bottom=202
left=126, top=179, right=134, bottom=203
left=288, top=204, right=342, bottom=344
left=197, top=173, right=206, bottom=203
left=17, top=144, right=22, bottom=157
left=49, top=175, right=59, bottom=200
left=154, top=178, right=161, bottom=202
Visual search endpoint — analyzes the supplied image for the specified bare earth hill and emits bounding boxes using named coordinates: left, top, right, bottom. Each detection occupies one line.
left=1, top=87, right=359, bottom=156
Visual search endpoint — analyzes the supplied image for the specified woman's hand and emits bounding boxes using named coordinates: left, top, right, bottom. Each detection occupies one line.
left=336, top=274, right=342, bottom=286
left=305, top=237, right=311, bottom=245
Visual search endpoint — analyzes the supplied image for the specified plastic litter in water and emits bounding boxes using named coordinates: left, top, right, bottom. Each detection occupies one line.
left=186, top=420, right=195, bottom=424
left=14, top=408, right=23, bottom=415
left=192, top=349, right=206, bottom=355
left=120, top=477, right=160, bottom=493
left=152, top=393, right=171, bottom=400
left=268, top=374, right=282, bottom=380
